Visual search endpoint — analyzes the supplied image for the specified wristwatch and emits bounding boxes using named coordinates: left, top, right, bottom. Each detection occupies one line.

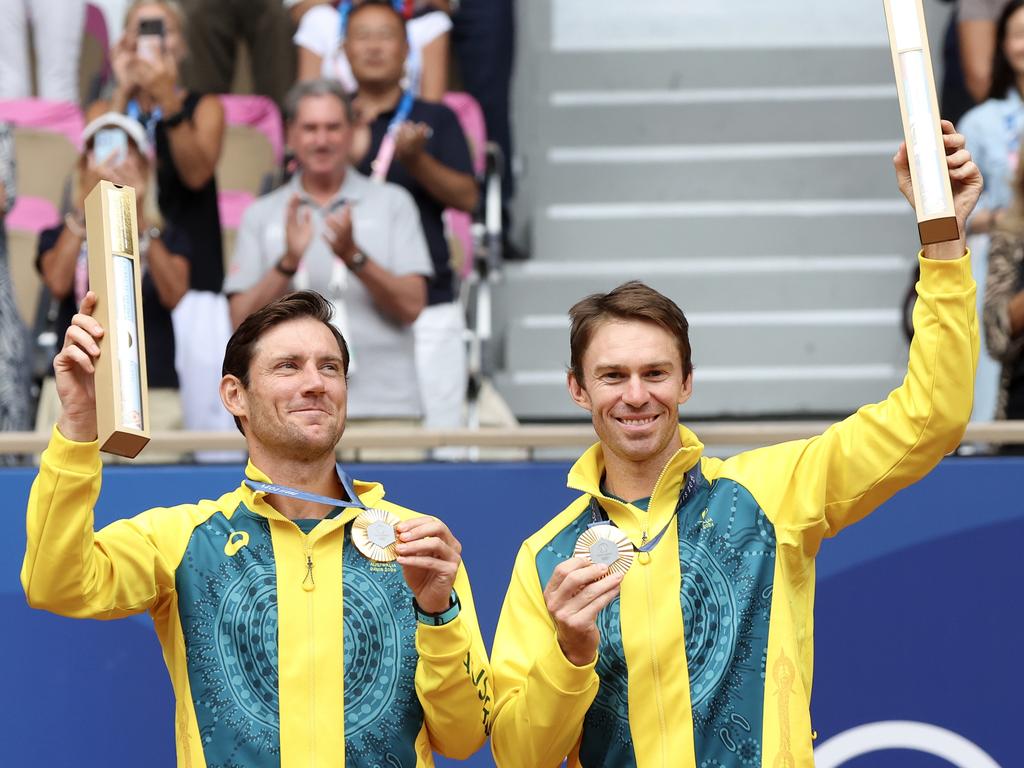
left=413, top=591, right=461, bottom=626
left=275, top=257, right=298, bottom=278
left=348, top=250, right=368, bottom=273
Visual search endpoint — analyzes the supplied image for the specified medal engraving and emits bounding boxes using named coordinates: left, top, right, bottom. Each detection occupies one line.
left=589, top=538, right=619, bottom=567
left=367, top=520, right=397, bottom=549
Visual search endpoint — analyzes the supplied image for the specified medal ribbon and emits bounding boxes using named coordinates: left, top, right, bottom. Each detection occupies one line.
left=243, top=464, right=367, bottom=511
left=589, top=462, right=703, bottom=554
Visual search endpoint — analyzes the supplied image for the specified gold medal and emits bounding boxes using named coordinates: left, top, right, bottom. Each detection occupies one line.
left=352, top=508, right=401, bottom=562
left=574, top=524, right=634, bottom=576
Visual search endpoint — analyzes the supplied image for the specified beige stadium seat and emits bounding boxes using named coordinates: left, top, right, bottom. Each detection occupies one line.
left=217, top=124, right=276, bottom=197
left=7, top=228, right=41, bottom=327
left=13, top=128, right=77, bottom=211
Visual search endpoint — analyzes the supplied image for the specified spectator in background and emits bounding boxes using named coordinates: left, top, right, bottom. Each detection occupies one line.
left=88, top=0, right=225, bottom=296
left=0, top=0, right=85, bottom=102
left=450, top=0, right=516, bottom=229
left=959, top=0, right=1013, bottom=103
left=958, top=0, right=1024, bottom=421
left=0, top=123, right=30, bottom=436
left=225, top=79, right=432, bottom=438
left=34, top=113, right=193, bottom=447
left=349, top=0, right=476, bottom=443
left=984, top=151, right=1024, bottom=453
left=296, top=0, right=452, bottom=102
left=176, top=0, right=296, bottom=108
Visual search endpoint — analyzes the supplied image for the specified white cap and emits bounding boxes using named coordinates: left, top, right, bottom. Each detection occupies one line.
left=81, top=111, right=152, bottom=156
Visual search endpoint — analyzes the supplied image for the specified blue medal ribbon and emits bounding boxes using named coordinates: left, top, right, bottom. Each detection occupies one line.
left=243, top=464, right=367, bottom=511
left=589, top=462, right=703, bottom=554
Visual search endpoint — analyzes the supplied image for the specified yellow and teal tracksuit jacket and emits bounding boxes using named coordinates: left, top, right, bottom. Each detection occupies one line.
left=490, top=254, right=978, bottom=768
left=21, top=432, right=492, bottom=768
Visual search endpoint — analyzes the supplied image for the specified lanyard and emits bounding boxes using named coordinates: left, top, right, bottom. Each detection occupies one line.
left=370, top=89, right=416, bottom=182
left=589, top=463, right=702, bottom=554
left=244, top=464, right=367, bottom=512
left=126, top=99, right=162, bottom=147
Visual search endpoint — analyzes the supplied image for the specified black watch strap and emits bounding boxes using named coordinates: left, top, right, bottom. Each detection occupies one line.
left=275, top=258, right=298, bottom=278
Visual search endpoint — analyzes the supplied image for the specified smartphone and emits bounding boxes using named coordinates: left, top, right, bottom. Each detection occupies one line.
left=136, top=17, right=165, bottom=63
left=93, top=127, right=128, bottom=167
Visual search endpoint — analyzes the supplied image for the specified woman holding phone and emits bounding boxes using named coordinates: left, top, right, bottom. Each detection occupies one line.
left=87, top=0, right=225, bottom=296
left=34, top=113, right=194, bottom=457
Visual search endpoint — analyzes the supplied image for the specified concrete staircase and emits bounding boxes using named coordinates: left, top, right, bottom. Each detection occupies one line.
left=496, top=1, right=950, bottom=420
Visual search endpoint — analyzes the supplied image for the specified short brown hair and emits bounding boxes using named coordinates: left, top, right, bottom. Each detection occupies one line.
left=222, top=291, right=350, bottom=433
left=568, top=281, right=693, bottom=384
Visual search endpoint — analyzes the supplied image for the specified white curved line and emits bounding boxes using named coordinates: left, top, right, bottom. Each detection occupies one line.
left=814, top=721, right=1002, bottom=768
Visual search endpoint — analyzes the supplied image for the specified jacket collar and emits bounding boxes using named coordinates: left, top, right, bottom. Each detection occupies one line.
left=567, top=424, right=705, bottom=517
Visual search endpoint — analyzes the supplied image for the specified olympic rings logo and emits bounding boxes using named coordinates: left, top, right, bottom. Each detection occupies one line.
left=814, top=721, right=1001, bottom=767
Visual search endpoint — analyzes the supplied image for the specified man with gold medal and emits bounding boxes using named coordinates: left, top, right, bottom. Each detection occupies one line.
left=488, top=110, right=985, bottom=768
left=22, top=289, right=491, bottom=766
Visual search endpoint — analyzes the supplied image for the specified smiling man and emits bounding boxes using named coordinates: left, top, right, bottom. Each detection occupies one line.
left=226, top=78, right=432, bottom=431
left=22, top=290, right=491, bottom=766
left=489, top=124, right=983, bottom=767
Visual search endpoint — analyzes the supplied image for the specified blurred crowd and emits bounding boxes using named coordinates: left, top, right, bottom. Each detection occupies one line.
left=941, top=0, right=1024, bottom=451
left=0, top=0, right=515, bottom=459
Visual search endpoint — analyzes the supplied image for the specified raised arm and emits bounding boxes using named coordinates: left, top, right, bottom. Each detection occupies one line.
left=21, top=293, right=178, bottom=618
left=724, top=123, right=982, bottom=541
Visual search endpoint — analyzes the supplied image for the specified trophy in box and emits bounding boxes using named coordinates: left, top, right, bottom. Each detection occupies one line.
left=883, top=0, right=960, bottom=245
left=84, top=180, right=150, bottom=458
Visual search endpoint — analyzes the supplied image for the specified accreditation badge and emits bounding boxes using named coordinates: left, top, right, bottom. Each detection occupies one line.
left=574, top=523, right=634, bottom=576
left=352, top=508, right=401, bottom=562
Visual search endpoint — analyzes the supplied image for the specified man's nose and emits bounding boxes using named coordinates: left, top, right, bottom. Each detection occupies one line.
left=299, top=363, right=327, bottom=393
left=622, top=375, right=648, bottom=407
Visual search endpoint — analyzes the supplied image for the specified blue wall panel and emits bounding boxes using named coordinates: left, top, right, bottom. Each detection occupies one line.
left=1, top=457, right=1018, bottom=766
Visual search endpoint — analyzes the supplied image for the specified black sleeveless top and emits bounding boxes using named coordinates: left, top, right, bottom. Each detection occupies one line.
left=154, top=92, right=223, bottom=293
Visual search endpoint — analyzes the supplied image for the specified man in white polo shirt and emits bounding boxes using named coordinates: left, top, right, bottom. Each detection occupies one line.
left=226, top=78, right=432, bottom=430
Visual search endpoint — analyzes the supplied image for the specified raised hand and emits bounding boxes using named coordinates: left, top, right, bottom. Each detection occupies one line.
left=394, top=122, right=431, bottom=165
left=323, top=204, right=357, bottom=263
left=54, top=292, right=105, bottom=442
left=394, top=516, right=462, bottom=614
left=894, top=120, right=982, bottom=256
left=284, top=194, right=313, bottom=270
left=543, top=558, right=623, bottom=667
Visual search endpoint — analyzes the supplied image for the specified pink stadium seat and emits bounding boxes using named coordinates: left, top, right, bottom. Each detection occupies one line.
left=218, top=189, right=255, bottom=231
left=442, top=92, right=489, bottom=278
left=218, top=94, right=284, bottom=163
left=442, top=91, right=487, bottom=176
left=7, top=195, right=60, bottom=234
left=0, top=99, right=84, bottom=149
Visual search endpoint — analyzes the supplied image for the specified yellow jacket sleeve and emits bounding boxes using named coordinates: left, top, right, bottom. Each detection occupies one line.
left=719, top=253, right=978, bottom=545
left=490, top=544, right=601, bottom=767
left=21, top=427, right=178, bottom=619
left=415, top=560, right=493, bottom=759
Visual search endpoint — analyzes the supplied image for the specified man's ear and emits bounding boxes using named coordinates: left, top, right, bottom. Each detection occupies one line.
left=220, top=375, right=248, bottom=421
left=678, top=371, right=694, bottom=407
left=567, top=370, right=593, bottom=413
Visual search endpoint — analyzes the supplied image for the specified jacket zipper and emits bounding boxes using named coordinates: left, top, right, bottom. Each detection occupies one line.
left=643, top=451, right=686, bottom=765
left=304, top=535, right=316, bottom=765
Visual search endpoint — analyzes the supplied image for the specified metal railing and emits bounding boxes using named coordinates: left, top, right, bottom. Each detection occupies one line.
left=4, top=421, right=1024, bottom=458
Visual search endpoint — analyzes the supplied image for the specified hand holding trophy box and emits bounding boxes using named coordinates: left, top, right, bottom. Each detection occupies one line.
left=883, top=0, right=960, bottom=245
left=84, top=180, right=150, bottom=458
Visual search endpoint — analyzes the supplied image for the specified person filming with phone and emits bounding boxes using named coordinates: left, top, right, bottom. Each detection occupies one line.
left=34, top=113, right=195, bottom=459
left=87, top=0, right=226, bottom=298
